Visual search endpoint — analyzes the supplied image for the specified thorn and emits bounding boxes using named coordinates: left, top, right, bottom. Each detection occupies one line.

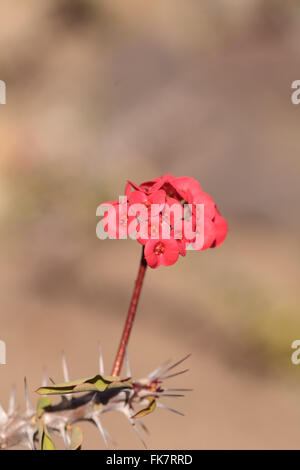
left=42, top=368, right=47, bottom=387
left=159, top=368, right=189, bottom=381
left=104, top=428, right=117, bottom=446
left=157, top=393, right=185, bottom=398
left=93, top=414, right=108, bottom=449
left=0, top=404, right=7, bottom=425
left=136, top=419, right=150, bottom=435
left=144, top=392, right=185, bottom=399
left=61, top=353, right=73, bottom=402
left=127, top=416, right=147, bottom=449
left=8, top=385, right=16, bottom=415
left=125, top=346, right=131, bottom=377
left=62, top=351, right=70, bottom=383
left=49, top=377, right=56, bottom=385
left=122, top=405, right=147, bottom=448
left=24, top=377, right=32, bottom=414
left=162, top=388, right=193, bottom=392
left=147, top=359, right=171, bottom=380
left=98, top=343, right=104, bottom=376
left=157, top=402, right=185, bottom=416
left=158, top=354, right=191, bottom=379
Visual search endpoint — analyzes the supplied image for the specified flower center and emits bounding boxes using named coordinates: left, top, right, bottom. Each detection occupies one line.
left=154, top=241, right=165, bottom=255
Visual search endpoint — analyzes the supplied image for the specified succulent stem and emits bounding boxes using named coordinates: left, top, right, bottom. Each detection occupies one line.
left=111, top=247, right=147, bottom=376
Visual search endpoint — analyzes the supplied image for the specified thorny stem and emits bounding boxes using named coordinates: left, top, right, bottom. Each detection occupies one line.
left=111, top=247, right=147, bottom=376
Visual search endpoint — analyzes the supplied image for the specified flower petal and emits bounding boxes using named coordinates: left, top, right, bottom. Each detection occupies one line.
left=129, top=190, right=147, bottom=204
left=173, top=176, right=203, bottom=202
left=213, top=214, right=228, bottom=247
left=144, top=240, right=159, bottom=268
left=160, top=239, right=180, bottom=266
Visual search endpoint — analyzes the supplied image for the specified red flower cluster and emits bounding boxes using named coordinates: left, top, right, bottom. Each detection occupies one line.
left=100, top=175, right=228, bottom=269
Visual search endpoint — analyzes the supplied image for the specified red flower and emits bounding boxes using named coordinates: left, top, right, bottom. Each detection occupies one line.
left=128, top=189, right=166, bottom=216
left=144, top=239, right=179, bottom=269
left=99, top=175, right=228, bottom=268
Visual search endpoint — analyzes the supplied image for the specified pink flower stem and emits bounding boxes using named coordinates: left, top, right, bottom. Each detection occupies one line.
left=111, top=247, right=147, bottom=377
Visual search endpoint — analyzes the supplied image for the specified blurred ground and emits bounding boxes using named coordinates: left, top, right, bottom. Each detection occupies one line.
left=0, top=0, right=300, bottom=449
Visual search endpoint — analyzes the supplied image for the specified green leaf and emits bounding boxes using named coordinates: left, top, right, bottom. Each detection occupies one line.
left=37, top=397, right=52, bottom=418
left=132, top=398, right=156, bottom=419
left=38, top=421, right=56, bottom=450
left=70, top=425, right=83, bottom=450
left=36, top=375, right=132, bottom=396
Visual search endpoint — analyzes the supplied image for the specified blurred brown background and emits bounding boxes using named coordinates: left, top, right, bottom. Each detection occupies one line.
left=0, top=0, right=300, bottom=450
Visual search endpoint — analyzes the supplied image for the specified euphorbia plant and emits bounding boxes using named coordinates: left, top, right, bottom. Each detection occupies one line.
left=0, top=175, right=227, bottom=450
left=99, top=174, right=228, bottom=377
